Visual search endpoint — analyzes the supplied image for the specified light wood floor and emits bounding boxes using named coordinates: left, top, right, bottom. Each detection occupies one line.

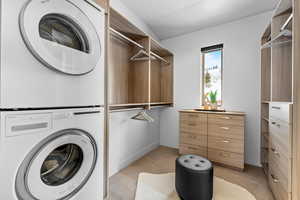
left=109, top=146, right=274, bottom=200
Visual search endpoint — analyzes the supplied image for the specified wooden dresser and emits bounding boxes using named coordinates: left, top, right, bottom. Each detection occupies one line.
left=268, top=102, right=293, bottom=200
left=179, top=110, right=245, bottom=170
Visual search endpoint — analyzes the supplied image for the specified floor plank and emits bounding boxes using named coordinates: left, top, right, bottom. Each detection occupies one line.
left=109, top=146, right=274, bottom=200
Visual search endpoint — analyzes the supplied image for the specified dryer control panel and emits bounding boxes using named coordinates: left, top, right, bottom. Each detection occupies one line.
left=5, top=113, right=52, bottom=137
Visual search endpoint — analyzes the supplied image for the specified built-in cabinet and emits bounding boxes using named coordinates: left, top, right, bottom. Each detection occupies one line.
left=260, top=0, right=295, bottom=199
left=268, top=103, right=293, bottom=200
left=108, top=8, right=174, bottom=111
left=179, top=110, right=245, bottom=170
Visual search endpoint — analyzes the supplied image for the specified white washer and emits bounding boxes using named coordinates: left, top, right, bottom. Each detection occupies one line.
left=0, top=107, right=104, bottom=200
left=0, top=0, right=105, bottom=108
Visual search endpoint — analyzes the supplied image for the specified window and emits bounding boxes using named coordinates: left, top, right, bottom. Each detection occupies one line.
left=201, top=44, right=223, bottom=106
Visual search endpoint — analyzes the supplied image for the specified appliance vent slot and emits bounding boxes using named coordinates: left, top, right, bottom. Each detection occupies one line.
left=11, top=123, right=48, bottom=132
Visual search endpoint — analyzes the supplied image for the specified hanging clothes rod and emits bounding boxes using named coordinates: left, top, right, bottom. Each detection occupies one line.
left=150, top=52, right=169, bottom=64
left=281, top=13, right=293, bottom=31
left=110, top=28, right=144, bottom=50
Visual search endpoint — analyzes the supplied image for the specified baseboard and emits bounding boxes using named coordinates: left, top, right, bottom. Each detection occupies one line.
left=109, top=142, right=160, bottom=177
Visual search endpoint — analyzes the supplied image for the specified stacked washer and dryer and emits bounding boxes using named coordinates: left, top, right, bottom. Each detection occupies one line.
left=0, top=0, right=105, bottom=199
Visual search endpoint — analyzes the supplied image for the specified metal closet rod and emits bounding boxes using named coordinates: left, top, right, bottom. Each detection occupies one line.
left=110, top=28, right=144, bottom=50
left=150, top=52, right=169, bottom=64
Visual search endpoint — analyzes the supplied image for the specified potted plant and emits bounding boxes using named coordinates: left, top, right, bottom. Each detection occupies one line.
left=208, top=90, right=218, bottom=110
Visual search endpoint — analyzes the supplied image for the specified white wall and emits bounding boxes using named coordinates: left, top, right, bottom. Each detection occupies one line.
left=109, top=110, right=160, bottom=176
left=160, top=12, right=272, bottom=166
left=108, top=0, right=160, bottom=176
left=110, top=0, right=160, bottom=41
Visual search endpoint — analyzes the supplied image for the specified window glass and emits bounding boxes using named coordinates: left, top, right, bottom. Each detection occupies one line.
left=202, top=49, right=223, bottom=106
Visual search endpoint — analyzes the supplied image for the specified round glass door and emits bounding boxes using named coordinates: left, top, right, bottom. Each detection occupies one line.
left=15, top=129, right=97, bottom=200
left=40, top=144, right=84, bottom=186
left=19, top=0, right=101, bottom=75
left=39, top=14, right=89, bottom=54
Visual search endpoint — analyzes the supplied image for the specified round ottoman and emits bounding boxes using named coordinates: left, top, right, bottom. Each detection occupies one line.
left=175, top=155, right=214, bottom=200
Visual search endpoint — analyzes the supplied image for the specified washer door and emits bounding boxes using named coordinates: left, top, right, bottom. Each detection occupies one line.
left=19, top=0, right=101, bottom=75
left=16, top=129, right=97, bottom=200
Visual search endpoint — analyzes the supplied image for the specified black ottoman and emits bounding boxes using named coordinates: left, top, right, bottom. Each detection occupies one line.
left=175, top=155, right=213, bottom=200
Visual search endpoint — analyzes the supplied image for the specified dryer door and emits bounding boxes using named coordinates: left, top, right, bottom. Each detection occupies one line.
left=19, top=0, right=101, bottom=75
left=15, top=129, right=97, bottom=200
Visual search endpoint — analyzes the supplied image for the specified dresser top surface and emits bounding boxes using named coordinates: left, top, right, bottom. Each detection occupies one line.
left=179, top=109, right=246, bottom=116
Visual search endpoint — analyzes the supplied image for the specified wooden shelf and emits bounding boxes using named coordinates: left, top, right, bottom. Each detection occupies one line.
left=109, top=103, right=148, bottom=107
left=261, top=101, right=270, bottom=104
left=110, top=8, right=147, bottom=39
left=109, top=103, right=149, bottom=111
left=150, top=39, right=172, bottom=57
left=109, top=102, right=173, bottom=111
left=150, top=102, right=173, bottom=107
left=150, top=52, right=170, bottom=64
left=273, top=0, right=292, bottom=17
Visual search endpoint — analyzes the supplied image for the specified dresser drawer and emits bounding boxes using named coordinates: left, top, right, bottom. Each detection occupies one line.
left=208, top=114, right=244, bottom=127
left=269, top=136, right=291, bottom=181
left=269, top=119, right=292, bottom=156
left=208, top=149, right=244, bottom=169
left=180, top=113, right=207, bottom=135
left=208, top=136, right=243, bottom=154
left=269, top=102, right=293, bottom=124
left=180, top=113, right=207, bottom=126
left=179, top=144, right=207, bottom=157
left=180, top=122, right=207, bottom=135
left=269, top=164, right=291, bottom=200
left=208, top=124, right=244, bottom=140
left=180, top=133, right=207, bottom=147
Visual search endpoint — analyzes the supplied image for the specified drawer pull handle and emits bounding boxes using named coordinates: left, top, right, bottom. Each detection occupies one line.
left=223, top=140, right=230, bottom=143
left=271, top=122, right=276, bottom=125
left=220, top=127, right=230, bottom=130
left=188, top=123, right=197, bottom=126
left=271, top=148, right=280, bottom=156
left=272, top=106, right=281, bottom=110
left=221, top=116, right=231, bottom=120
left=271, top=174, right=279, bottom=183
left=219, top=152, right=230, bottom=157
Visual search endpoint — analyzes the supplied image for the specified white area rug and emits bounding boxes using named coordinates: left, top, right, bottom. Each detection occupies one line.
left=135, top=173, right=256, bottom=200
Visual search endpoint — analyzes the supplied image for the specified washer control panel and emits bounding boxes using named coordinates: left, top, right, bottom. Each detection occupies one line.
left=5, top=113, right=52, bottom=137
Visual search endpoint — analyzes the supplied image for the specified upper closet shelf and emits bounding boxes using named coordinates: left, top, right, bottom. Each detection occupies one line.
left=110, top=28, right=145, bottom=50
left=273, top=0, right=292, bottom=17
left=261, top=29, right=292, bottom=49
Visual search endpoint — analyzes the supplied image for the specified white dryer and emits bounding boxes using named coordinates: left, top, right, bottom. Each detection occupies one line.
left=0, top=107, right=104, bottom=200
left=0, top=0, right=105, bottom=108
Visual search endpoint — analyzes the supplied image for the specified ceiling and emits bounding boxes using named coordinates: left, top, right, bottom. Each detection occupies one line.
left=121, top=0, right=278, bottom=40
